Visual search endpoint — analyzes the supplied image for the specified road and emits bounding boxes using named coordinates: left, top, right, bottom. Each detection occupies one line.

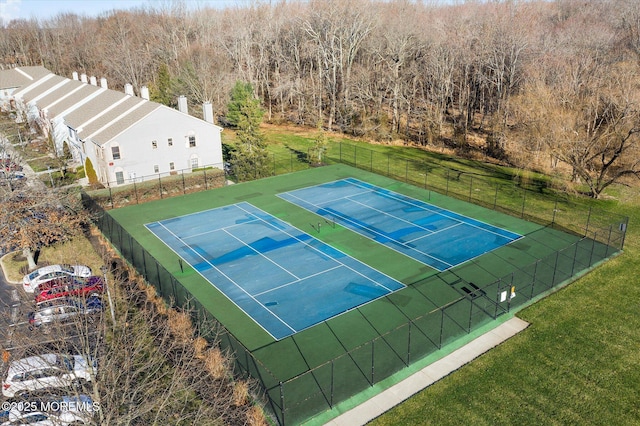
left=0, top=263, right=26, bottom=353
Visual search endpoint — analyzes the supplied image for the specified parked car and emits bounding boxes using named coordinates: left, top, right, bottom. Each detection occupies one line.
left=0, top=409, right=90, bottom=425
left=34, top=277, right=103, bottom=304
left=23, top=265, right=92, bottom=293
left=28, top=297, right=104, bottom=329
left=0, top=394, right=95, bottom=425
left=1, top=353, right=96, bottom=398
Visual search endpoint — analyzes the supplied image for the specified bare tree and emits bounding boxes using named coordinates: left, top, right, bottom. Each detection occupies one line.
left=0, top=188, right=87, bottom=269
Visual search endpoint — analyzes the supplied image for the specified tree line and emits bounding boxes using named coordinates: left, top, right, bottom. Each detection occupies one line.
left=1, top=0, right=640, bottom=197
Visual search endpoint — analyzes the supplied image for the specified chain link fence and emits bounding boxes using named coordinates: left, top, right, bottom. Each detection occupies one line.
left=85, top=142, right=628, bottom=425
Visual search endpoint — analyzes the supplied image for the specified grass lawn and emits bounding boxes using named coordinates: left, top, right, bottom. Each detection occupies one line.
left=216, top=125, right=639, bottom=424
left=1, top=235, right=105, bottom=284
left=3, top=117, right=634, bottom=424
left=368, top=185, right=640, bottom=425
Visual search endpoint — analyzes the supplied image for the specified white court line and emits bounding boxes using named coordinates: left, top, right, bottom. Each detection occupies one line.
left=346, top=177, right=522, bottom=240
left=346, top=193, right=459, bottom=233
left=154, top=221, right=296, bottom=337
left=253, top=265, right=344, bottom=298
left=181, top=215, right=261, bottom=241
left=282, top=178, right=523, bottom=269
left=281, top=192, right=455, bottom=270
left=235, top=203, right=402, bottom=294
left=148, top=201, right=407, bottom=339
left=221, top=227, right=301, bottom=281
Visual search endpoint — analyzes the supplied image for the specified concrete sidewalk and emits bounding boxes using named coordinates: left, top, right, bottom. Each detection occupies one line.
left=324, top=317, right=529, bottom=426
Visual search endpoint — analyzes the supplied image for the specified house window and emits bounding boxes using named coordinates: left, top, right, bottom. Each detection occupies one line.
left=169, top=162, right=175, bottom=171
left=111, top=146, right=120, bottom=160
left=152, top=140, right=158, bottom=149
left=115, top=171, right=124, bottom=185
left=189, top=136, right=196, bottom=147
left=190, top=157, right=199, bottom=169
left=168, top=138, right=173, bottom=147
left=154, top=165, right=159, bottom=173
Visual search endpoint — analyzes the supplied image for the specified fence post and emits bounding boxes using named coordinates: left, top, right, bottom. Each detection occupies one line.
left=584, top=206, right=592, bottom=237
left=203, top=168, right=208, bottom=190
left=439, top=309, right=444, bottom=348
left=521, top=188, right=526, bottom=218
left=279, top=382, right=285, bottom=426
left=469, top=176, right=473, bottom=202
left=589, top=233, right=597, bottom=266
left=446, top=169, right=450, bottom=195
left=330, top=360, right=335, bottom=408
left=507, top=273, right=514, bottom=312
left=133, top=180, right=139, bottom=204
left=108, top=185, right=113, bottom=209
left=387, top=154, right=390, bottom=176
left=158, top=174, right=163, bottom=199
left=468, top=297, right=474, bottom=332
left=405, top=159, right=409, bottom=182
left=551, top=199, right=558, bottom=226
left=571, top=241, right=580, bottom=276
left=371, top=339, right=375, bottom=385
left=182, top=173, right=186, bottom=194
left=551, top=251, right=560, bottom=287
left=424, top=162, right=428, bottom=189
left=354, top=145, right=357, bottom=168
left=605, top=225, right=613, bottom=257
left=493, top=185, right=498, bottom=210
left=339, top=141, right=342, bottom=163
left=407, top=321, right=412, bottom=365
left=370, top=149, right=373, bottom=172
left=531, top=260, right=539, bottom=299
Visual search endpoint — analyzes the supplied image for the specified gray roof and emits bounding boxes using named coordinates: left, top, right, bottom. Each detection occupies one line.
left=37, top=79, right=87, bottom=112
left=89, top=101, right=160, bottom=145
left=0, top=66, right=51, bottom=90
left=17, top=75, right=68, bottom=103
left=4, top=66, right=221, bottom=148
left=78, top=96, right=146, bottom=140
left=46, top=84, right=102, bottom=117
left=64, top=90, right=130, bottom=130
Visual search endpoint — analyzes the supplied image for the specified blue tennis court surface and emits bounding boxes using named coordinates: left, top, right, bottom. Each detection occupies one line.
left=279, top=178, right=522, bottom=271
left=145, top=202, right=404, bottom=340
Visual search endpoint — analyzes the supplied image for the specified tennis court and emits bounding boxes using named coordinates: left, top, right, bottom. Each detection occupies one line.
left=279, top=178, right=522, bottom=271
left=99, top=163, right=625, bottom=426
left=145, top=202, right=404, bottom=340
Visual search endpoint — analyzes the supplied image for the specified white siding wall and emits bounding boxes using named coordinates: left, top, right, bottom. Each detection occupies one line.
left=99, top=107, right=223, bottom=186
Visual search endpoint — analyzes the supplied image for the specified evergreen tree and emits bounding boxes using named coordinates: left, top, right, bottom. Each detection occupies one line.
left=149, top=63, right=173, bottom=106
left=85, top=157, right=98, bottom=185
left=227, top=82, right=270, bottom=181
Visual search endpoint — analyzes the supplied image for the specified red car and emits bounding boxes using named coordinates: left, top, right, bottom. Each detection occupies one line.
left=34, top=276, right=104, bottom=303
